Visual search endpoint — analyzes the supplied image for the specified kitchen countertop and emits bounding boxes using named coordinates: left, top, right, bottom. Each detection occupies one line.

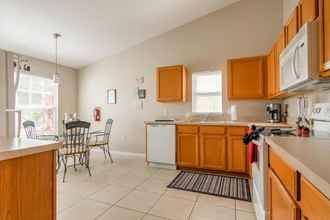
left=0, top=137, right=61, bottom=161
left=145, top=120, right=290, bottom=128
left=266, top=136, right=330, bottom=199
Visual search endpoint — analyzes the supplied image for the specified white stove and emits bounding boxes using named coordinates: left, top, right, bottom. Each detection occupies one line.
left=252, top=103, right=330, bottom=220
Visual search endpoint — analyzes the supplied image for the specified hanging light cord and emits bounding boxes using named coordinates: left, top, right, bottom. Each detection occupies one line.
left=53, top=33, right=61, bottom=75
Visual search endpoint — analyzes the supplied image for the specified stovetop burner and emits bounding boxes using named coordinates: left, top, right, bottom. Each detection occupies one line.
left=260, top=128, right=296, bottom=137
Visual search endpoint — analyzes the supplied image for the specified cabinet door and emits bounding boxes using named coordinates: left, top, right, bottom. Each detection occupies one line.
left=177, top=133, right=199, bottom=168
left=300, top=176, right=330, bottom=220
left=200, top=134, right=226, bottom=170
left=228, top=56, right=266, bottom=100
left=0, top=151, right=56, bottom=220
left=268, top=169, right=300, bottom=220
left=157, top=65, right=186, bottom=102
left=275, top=29, right=286, bottom=96
left=286, top=7, right=299, bottom=44
left=267, top=45, right=276, bottom=98
left=227, top=136, right=247, bottom=173
left=319, top=0, right=330, bottom=75
left=299, top=0, right=318, bottom=26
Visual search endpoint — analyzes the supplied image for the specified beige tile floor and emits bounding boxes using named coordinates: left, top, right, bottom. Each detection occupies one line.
left=57, top=151, right=256, bottom=220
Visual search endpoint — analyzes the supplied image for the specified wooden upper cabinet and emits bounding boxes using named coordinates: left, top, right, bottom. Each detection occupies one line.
left=228, top=56, right=266, bottom=100
left=200, top=133, right=226, bottom=171
left=319, top=0, right=330, bottom=76
left=267, top=45, right=277, bottom=98
left=176, top=126, right=199, bottom=168
left=286, top=7, right=299, bottom=45
left=300, top=176, right=330, bottom=220
left=299, top=0, right=318, bottom=26
left=157, top=65, right=187, bottom=102
left=274, top=29, right=286, bottom=96
left=268, top=169, right=300, bottom=220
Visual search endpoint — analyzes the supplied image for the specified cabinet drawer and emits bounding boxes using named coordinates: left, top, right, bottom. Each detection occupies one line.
left=227, top=127, right=246, bottom=136
left=268, top=169, right=300, bottom=220
left=199, top=126, right=226, bottom=135
left=269, top=147, right=297, bottom=199
left=300, top=176, right=330, bottom=220
left=177, top=125, right=198, bottom=134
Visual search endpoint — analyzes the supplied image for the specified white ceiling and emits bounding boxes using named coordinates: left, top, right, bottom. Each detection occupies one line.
left=0, top=0, right=240, bottom=69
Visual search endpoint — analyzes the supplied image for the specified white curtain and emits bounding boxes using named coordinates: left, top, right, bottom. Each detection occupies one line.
left=6, top=52, right=22, bottom=137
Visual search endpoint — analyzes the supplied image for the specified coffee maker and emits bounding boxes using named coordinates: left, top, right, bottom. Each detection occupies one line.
left=266, top=103, right=281, bottom=123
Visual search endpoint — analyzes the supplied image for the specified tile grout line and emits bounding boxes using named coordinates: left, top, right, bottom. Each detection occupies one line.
left=93, top=204, right=114, bottom=220
left=235, top=200, right=238, bottom=220
left=188, top=193, right=200, bottom=220
left=107, top=169, right=169, bottom=220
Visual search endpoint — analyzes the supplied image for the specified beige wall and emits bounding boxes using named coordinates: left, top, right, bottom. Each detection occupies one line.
left=0, top=50, right=7, bottom=136
left=0, top=49, right=78, bottom=135
left=78, top=0, right=283, bottom=154
left=283, top=0, right=299, bottom=24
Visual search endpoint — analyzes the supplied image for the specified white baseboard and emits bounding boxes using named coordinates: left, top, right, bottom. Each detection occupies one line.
left=111, top=150, right=145, bottom=157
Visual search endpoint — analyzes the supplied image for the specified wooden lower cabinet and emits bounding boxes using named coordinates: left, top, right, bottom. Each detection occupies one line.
left=176, top=125, right=247, bottom=174
left=0, top=151, right=56, bottom=220
left=268, top=169, right=300, bottom=220
left=177, top=132, right=199, bottom=168
left=300, top=176, right=330, bottom=220
left=227, top=136, right=247, bottom=173
left=199, top=134, right=226, bottom=170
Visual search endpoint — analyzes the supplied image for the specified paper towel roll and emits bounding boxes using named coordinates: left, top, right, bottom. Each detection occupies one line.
left=230, top=105, right=238, bottom=121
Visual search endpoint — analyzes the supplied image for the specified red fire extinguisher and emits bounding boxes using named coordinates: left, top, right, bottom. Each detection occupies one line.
left=93, top=107, right=101, bottom=122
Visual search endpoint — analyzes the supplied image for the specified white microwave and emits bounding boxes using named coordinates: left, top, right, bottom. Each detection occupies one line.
left=280, top=22, right=319, bottom=91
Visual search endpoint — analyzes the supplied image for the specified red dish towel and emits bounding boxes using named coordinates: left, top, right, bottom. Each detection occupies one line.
left=248, top=142, right=258, bottom=164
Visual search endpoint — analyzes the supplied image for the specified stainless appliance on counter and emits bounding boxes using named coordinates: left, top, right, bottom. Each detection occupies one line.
left=265, top=103, right=281, bottom=123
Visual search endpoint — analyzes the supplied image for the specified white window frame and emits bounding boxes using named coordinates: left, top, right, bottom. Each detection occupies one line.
left=192, top=71, right=223, bottom=114
left=16, top=74, right=59, bottom=135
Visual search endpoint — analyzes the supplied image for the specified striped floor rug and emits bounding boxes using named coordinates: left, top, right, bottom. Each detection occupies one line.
left=167, top=171, right=251, bottom=202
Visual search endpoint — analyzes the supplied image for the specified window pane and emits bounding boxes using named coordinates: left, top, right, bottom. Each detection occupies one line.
left=192, top=71, right=222, bottom=113
left=21, top=108, right=56, bottom=135
left=18, top=75, right=30, bottom=90
left=17, top=92, right=29, bottom=105
left=31, top=77, right=44, bottom=91
left=194, top=95, right=222, bottom=113
left=31, top=93, right=43, bottom=105
left=16, top=73, right=58, bottom=136
left=43, top=94, right=54, bottom=106
left=195, top=74, right=221, bottom=93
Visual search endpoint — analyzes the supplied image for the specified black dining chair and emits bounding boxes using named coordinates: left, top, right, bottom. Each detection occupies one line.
left=22, top=120, right=61, bottom=171
left=60, top=120, right=92, bottom=182
left=88, top=119, right=114, bottom=162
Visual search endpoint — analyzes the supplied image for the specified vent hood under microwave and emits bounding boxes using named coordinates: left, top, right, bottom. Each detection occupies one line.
left=279, top=21, right=330, bottom=92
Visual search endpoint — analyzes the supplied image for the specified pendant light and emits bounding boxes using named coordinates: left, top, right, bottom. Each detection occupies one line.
left=53, top=33, right=61, bottom=84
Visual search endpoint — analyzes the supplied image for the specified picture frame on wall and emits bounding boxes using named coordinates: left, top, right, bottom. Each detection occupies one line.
left=107, top=89, right=117, bottom=104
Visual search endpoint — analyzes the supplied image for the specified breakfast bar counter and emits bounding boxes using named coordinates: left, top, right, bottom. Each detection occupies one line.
left=266, top=136, right=330, bottom=199
left=144, top=120, right=290, bottom=128
left=0, top=137, right=60, bottom=220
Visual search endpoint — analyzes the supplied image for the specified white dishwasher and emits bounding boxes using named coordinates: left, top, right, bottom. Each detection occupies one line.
left=147, top=124, right=176, bottom=169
